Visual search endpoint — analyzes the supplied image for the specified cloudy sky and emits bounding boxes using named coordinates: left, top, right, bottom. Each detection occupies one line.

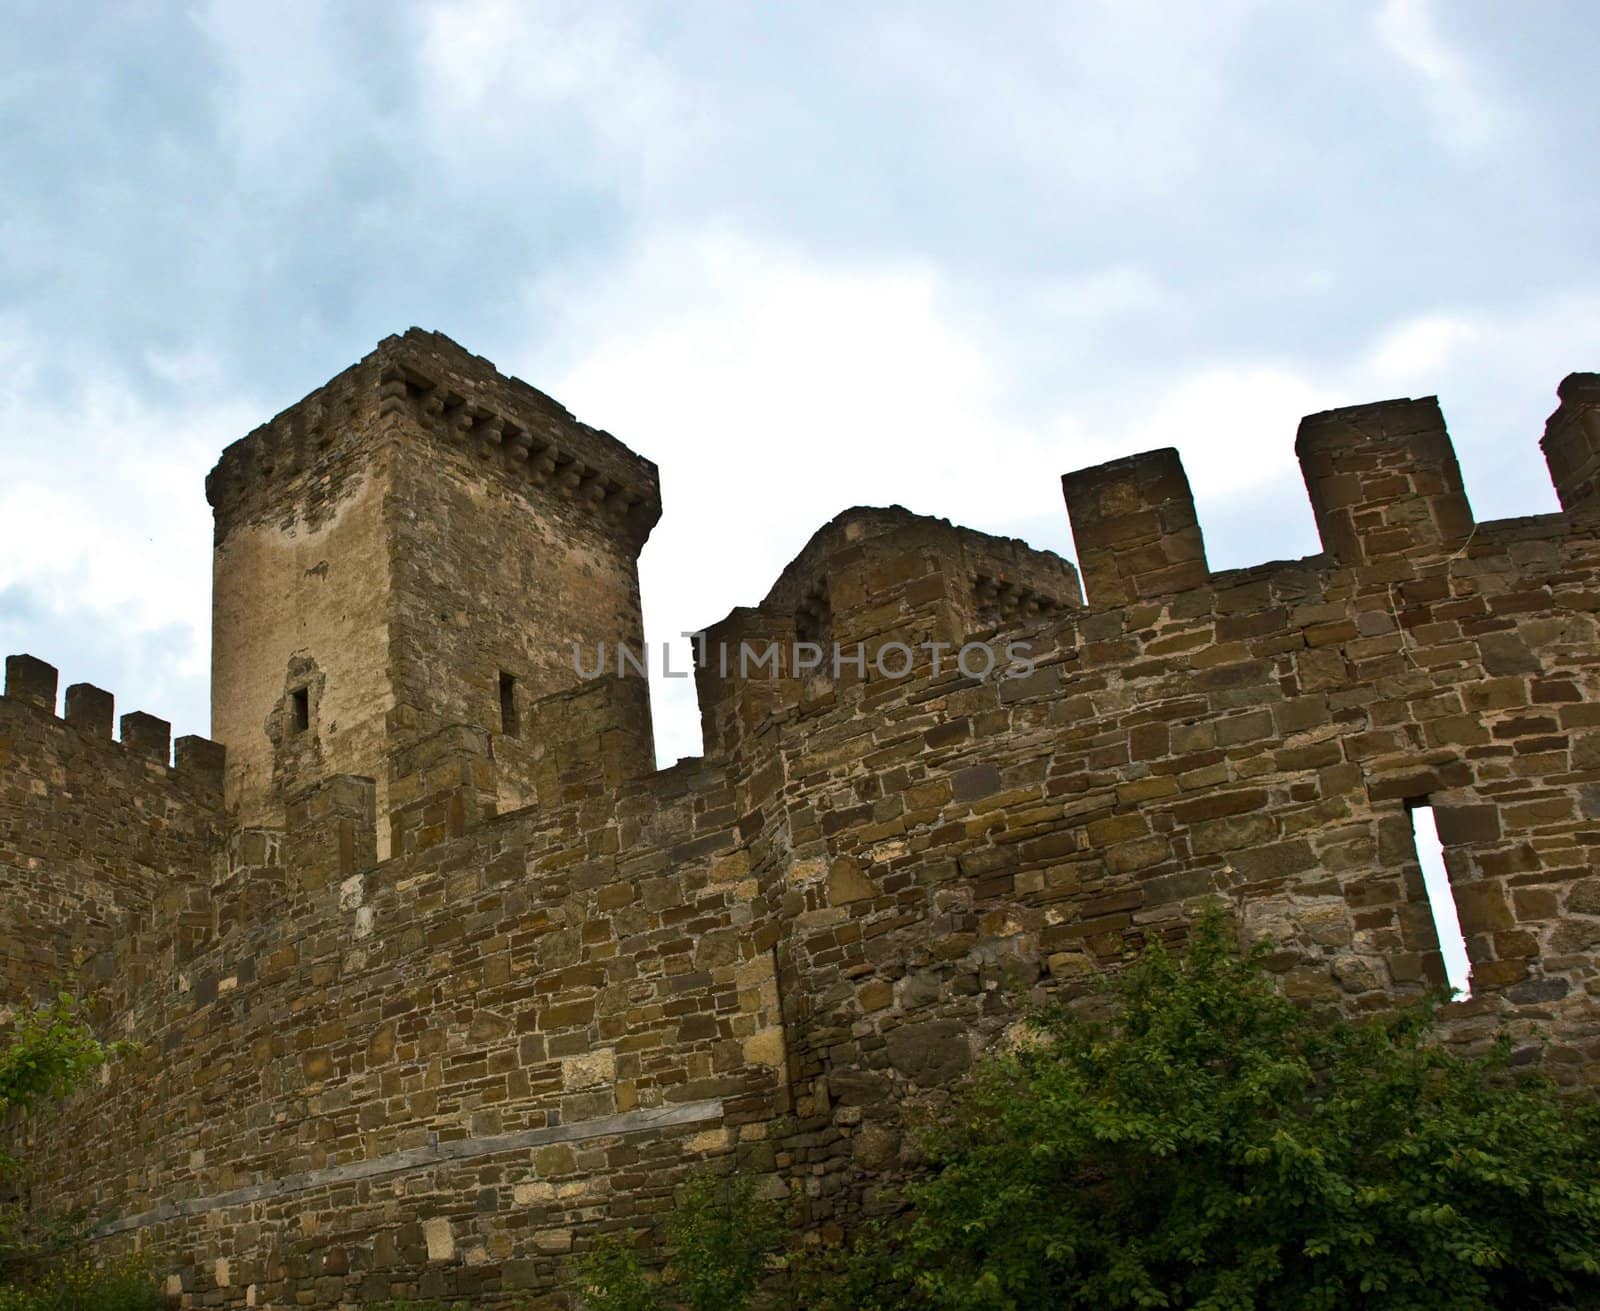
left=2, top=0, right=1598, bottom=772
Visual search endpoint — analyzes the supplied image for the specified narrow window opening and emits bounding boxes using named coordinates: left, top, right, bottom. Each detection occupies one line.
left=291, top=686, right=310, bottom=734
left=1408, top=800, right=1471, bottom=998
left=499, top=672, right=519, bottom=737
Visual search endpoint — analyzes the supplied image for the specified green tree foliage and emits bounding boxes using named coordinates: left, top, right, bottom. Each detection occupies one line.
left=0, top=1254, right=158, bottom=1311
left=572, top=1239, right=661, bottom=1311
left=0, top=996, right=155, bottom=1310
left=811, top=909, right=1600, bottom=1311
left=0, top=997, right=126, bottom=1123
left=572, top=1172, right=786, bottom=1311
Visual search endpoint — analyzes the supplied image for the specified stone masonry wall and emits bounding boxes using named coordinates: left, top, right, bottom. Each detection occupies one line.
left=722, top=383, right=1600, bottom=1226
left=19, top=749, right=787, bottom=1309
left=0, top=656, right=224, bottom=1006
left=6, top=348, right=1600, bottom=1309
left=758, top=518, right=1600, bottom=1222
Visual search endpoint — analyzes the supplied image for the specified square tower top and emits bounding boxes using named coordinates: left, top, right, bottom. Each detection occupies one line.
left=206, top=329, right=660, bottom=842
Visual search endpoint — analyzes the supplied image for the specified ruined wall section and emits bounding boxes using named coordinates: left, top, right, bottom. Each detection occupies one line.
left=688, top=381, right=1600, bottom=1225
left=758, top=506, right=1080, bottom=645
left=23, top=748, right=785, bottom=1308
left=697, top=509, right=1080, bottom=760
left=0, top=656, right=224, bottom=1006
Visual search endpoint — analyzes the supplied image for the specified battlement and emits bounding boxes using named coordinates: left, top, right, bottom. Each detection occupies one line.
left=1295, top=395, right=1474, bottom=566
left=379, top=329, right=662, bottom=548
left=3, top=653, right=224, bottom=791
left=760, top=506, right=1082, bottom=619
left=1542, top=372, right=1600, bottom=512
left=1052, top=381, right=1600, bottom=612
left=690, top=508, right=1080, bottom=757
left=0, top=655, right=225, bottom=1008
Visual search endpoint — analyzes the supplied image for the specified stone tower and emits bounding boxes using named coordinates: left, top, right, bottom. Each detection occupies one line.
left=205, top=329, right=661, bottom=853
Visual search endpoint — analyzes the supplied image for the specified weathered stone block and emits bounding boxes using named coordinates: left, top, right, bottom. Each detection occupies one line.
left=886, top=1019, right=972, bottom=1085
left=3, top=654, right=57, bottom=712
left=828, top=859, right=876, bottom=905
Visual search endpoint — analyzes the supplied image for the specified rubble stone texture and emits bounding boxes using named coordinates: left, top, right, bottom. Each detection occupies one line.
left=2, top=331, right=1599, bottom=1307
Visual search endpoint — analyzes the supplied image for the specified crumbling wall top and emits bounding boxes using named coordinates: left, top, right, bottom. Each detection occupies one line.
left=758, top=505, right=1082, bottom=621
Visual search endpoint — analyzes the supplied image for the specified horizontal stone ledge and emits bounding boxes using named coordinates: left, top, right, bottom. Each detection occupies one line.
left=96, top=1097, right=724, bottom=1237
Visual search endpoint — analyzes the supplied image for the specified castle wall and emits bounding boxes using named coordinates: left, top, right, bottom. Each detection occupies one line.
left=731, top=406, right=1600, bottom=1225
left=21, top=754, right=785, bottom=1308
left=10, top=339, right=1600, bottom=1310
left=0, top=657, right=225, bottom=1005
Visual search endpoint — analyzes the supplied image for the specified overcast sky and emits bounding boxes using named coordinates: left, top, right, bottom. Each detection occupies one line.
left=2, top=0, right=1598, bottom=774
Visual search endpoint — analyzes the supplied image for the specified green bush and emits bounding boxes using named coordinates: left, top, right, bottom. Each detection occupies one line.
left=0, top=996, right=154, bottom=1309
left=0, top=1254, right=159, bottom=1311
left=814, top=908, right=1600, bottom=1310
left=571, top=1238, right=661, bottom=1311
left=0, top=995, right=129, bottom=1184
left=571, top=1172, right=786, bottom=1311
left=0, top=996, right=124, bottom=1116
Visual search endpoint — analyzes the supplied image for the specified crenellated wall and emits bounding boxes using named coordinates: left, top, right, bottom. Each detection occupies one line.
left=6, top=342, right=1600, bottom=1309
left=705, top=383, right=1600, bottom=1229
left=0, top=656, right=225, bottom=1006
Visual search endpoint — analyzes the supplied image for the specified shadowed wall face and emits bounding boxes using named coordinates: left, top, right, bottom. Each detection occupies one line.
left=1542, top=373, right=1600, bottom=512
left=383, top=434, right=651, bottom=819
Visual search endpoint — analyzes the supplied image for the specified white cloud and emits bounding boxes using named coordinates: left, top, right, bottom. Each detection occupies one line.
left=198, top=0, right=358, bottom=174
left=1033, top=267, right=1169, bottom=321
left=144, top=344, right=227, bottom=388
left=1116, top=366, right=1339, bottom=502
left=854, top=2, right=1252, bottom=195
left=519, top=229, right=1075, bottom=761
left=0, top=326, right=255, bottom=736
left=412, top=0, right=710, bottom=188
left=1368, top=314, right=1481, bottom=379
left=1347, top=295, right=1600, bottom=522
left=524, top=227, right=1070, bottom=552
left=1376, top=0, right=1506, bottom=155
